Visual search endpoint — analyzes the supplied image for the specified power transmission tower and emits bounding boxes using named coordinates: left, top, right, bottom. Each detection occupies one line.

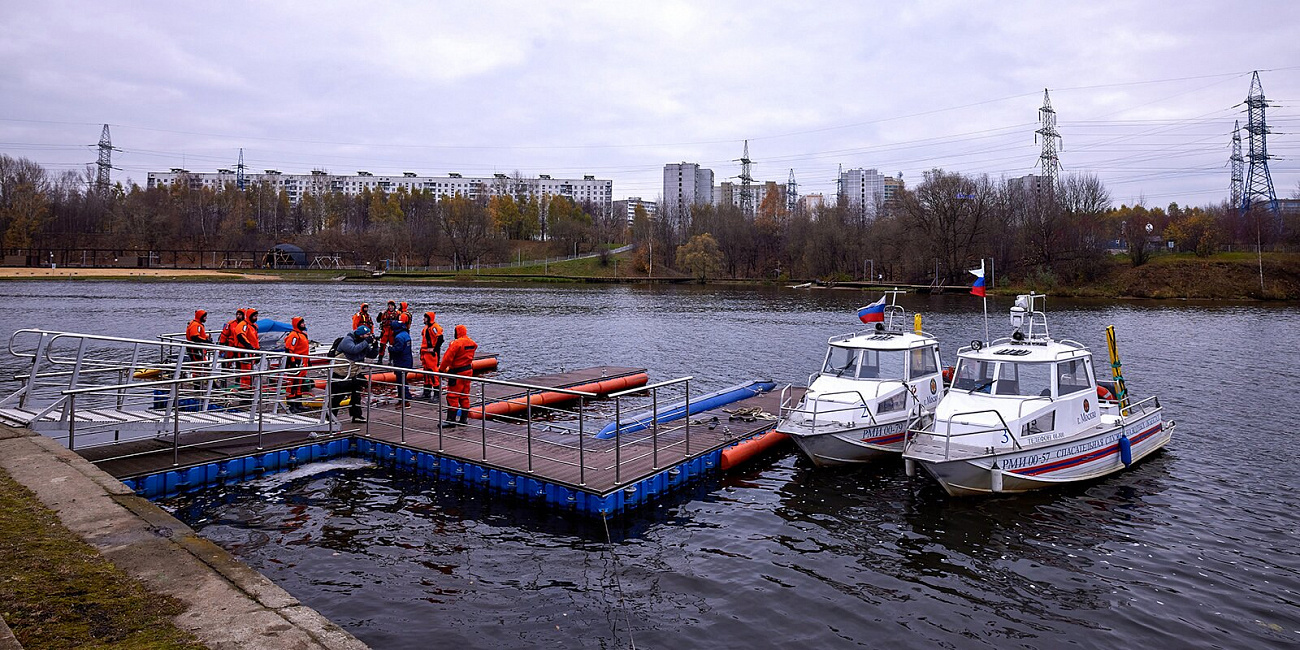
left=95, top=124, right=114, bottom=195
left=786, top=168, right=799, bottom=213
left=1241, top=71, right=1278, bottom=217
left=835, top=163, right=844, bottom=204
left=1034, top=88, right=1062, bottom=194
left=737, top=140, right=754, bottom=216
left=1229, top=120, right=1244, bottom=208
left=237, top=148, right=247, bottom=190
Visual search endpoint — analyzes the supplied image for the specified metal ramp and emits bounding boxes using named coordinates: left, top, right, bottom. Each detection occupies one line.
left=2, top=329, right=342, bottom=451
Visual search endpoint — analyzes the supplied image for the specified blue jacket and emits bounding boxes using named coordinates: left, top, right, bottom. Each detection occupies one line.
left=390, top=325, right=413, bottom=368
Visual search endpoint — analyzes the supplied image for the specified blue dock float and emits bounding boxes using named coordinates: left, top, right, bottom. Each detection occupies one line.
left=93, top=386, right=803, bottom=516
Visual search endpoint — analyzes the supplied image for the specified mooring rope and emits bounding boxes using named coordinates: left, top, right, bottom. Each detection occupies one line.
left=601, top=512, right=638, bottom=650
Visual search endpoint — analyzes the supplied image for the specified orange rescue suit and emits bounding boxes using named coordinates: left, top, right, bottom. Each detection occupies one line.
left=439, top=325, right=477, bottom=410
left=352, top=304, right=373, bottom=333
left=421, top=312, right=444, bottom=389
left=284, top=317, right=310, bottom=399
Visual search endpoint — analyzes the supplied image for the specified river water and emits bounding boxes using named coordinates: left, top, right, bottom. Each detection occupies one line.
left=1, top=281, right=1297, bottom=649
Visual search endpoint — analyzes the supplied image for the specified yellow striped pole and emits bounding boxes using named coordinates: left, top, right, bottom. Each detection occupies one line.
left=1105, top=325, right=1130, bottom=416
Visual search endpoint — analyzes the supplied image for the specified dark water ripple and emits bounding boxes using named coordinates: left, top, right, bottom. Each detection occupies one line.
left=1, top=282, right=1299, bottom=648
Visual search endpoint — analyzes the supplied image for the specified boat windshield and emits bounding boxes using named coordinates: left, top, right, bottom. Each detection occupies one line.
left=822, top=346, right=908, bottom=380
left=858, top=349, right=907, bottom=379
left=823, top=346, right=860, bottom=377
left=953, top=359, right=1054, bottom=396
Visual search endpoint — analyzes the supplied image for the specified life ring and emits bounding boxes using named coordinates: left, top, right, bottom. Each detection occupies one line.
left=1096, top=385, right=1114, bottom=401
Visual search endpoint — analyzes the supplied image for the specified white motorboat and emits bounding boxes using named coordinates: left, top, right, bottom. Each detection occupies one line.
left=903, top=293, right=1175, bottom=496
left=776, top=294, right=945, bottom=466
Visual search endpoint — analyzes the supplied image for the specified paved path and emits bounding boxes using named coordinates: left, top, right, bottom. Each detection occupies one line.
left=0, top=424, right=368, bottom=650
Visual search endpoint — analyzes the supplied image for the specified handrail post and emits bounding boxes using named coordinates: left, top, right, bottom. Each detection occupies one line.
left=365, top=373, right=372, bottom=436
left=525, top=389, right=533, bottom=473
left=480, top=381, right=487, bottom=461
left=436, top=376, right=444, bottom=452
left=684, top=379, right=691, bottom=457
left=67, top=394, right=76, bottom=451
left=614, top=397, right=621, bottom=485
left=172, top=388, right=181, bottom=467
left=651, top=386, right=659, bottom=469
left=400, top=372, right=407, bottom=443
left=255, top=371, right=265, bottom=450
left=578, top=397, right=585, bottom=486
left=323, top=371, right=333, bottom=426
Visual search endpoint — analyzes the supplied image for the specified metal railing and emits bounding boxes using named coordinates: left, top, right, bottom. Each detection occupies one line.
left=2, top=329, right=765, bottom=490
left=903, top=408, right=1018, bottom=462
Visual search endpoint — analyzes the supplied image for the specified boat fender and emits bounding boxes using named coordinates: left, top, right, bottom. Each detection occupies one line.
left=1097, top=384, right=1114, bottom=401
left=904, top=458, right=916, bottom=478
left=1118, top=433, right=1132, bottom=467
left=990, top=461, right=1003, bottom=493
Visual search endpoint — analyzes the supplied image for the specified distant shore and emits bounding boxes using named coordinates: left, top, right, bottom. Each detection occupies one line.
left=0, top=267, right=279, bottom=281
left=3, top=251, right=1298, bottom=300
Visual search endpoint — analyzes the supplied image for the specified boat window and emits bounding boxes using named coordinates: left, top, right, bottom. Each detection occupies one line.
left=908, top=346, right=940, bottom=379
left=858, top=349, right=907, bottom=379
left=1056, top=359, right=1092, bottom=395
left=952, top=359, right=997, bottom=393
left=1020, top=410, right=1056, bottom=436
left=877, top=390, right=907, bottom=414
left=823, top=346, right=860, bottom=377
left=996, top=362, right=1053, bottom=397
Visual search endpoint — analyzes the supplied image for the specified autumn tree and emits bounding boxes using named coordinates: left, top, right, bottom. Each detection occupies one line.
left=676, top=232, right=724, bottom=282
left=900, top=169, right=995, bottom=283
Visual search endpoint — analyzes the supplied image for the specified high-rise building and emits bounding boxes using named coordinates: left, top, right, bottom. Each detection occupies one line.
left=715, top=180, right=783, bottom=214
left=801, top=193, right=825, bottom=216
left=611, top=197, right=658, bottom=224
left=146, top=169, right=613, bottom=213
left=839, top=168, right=886, bottom=216
left=662, top=163, right=714, bottom=217
left=883, top=175, right=904, bottom=211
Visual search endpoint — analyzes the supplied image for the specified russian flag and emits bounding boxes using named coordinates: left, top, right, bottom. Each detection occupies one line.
left=970, top=266, right=986, bottom=297
left=857, top=296, right=886, bottom=323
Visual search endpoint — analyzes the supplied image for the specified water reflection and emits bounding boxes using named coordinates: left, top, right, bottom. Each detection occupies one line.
left=2, top=281, right=1298, bottom=648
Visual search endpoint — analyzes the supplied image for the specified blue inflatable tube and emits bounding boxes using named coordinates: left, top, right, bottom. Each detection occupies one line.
left=595, top=380, right=776, bottom=439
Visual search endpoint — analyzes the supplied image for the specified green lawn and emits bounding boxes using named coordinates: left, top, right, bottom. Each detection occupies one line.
left=0, top=469, right=206, bottom=650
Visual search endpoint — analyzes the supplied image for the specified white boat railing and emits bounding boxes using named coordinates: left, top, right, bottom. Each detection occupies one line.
left=904, top=408, right=1019, bottom=462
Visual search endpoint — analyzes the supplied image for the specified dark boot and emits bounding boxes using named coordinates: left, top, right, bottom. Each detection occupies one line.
left=421, top=387, right=431, bottom=399
left=458, top=410, right=468, bottom=425
left=445, top=408, right=459, bottom=427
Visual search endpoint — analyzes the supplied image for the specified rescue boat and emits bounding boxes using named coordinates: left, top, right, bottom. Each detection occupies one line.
left=902, top=293, right=1175, bottom=496
left=776, top=294, right=945, bottom=467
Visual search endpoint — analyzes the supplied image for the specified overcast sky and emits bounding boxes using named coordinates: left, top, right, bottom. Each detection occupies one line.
left=2, top=1, right=1298, bottom=207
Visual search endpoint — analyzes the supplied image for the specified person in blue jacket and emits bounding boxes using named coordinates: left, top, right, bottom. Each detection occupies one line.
left=389, top=319, right=415, bottom=408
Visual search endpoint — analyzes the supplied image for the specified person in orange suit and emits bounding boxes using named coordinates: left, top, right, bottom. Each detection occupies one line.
left=283, top=316, right=311, bottom=410
left=352, top=303, right=373, bottom=333
left=377, top=300, right=399, bottom=364
left=217, top=308, right=245, bottom=386
left=438, top=324, right=477, bottom=426
left=399, top=301, right=412, bottom=327
left=420, top=311, right=444, bottom=400
left=234, top=308, right=261, bottom=389
left=185, top=309, right=212, bottom=365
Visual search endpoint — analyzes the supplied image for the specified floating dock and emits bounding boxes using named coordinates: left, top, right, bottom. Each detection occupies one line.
left=80, top=371, right=798, bottom=516
left=1, top=329, right=800, bottom=516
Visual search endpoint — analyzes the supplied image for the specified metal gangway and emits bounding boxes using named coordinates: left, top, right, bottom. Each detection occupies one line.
left=0, top=329, right=341, bottom=450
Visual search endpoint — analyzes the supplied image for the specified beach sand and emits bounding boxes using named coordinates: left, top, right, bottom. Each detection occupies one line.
left=0, top=267, right=277, bottom=281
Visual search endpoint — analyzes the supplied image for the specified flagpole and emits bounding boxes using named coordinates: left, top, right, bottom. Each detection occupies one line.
left=982, top=260, right=989, bottom=344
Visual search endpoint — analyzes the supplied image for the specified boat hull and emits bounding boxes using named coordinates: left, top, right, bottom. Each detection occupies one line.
left=782, top=419, right=910, bottom=467
left=914, top=410, right=1170, bottom=496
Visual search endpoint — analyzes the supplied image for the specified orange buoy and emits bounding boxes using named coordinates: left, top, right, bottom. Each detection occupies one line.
left=719, top=429, right=790, bottom=471
left=467, top=372, right=649, bottom=419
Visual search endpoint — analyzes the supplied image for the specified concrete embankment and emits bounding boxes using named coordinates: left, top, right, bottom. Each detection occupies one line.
left=0, top=424, right=369, bottom=650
